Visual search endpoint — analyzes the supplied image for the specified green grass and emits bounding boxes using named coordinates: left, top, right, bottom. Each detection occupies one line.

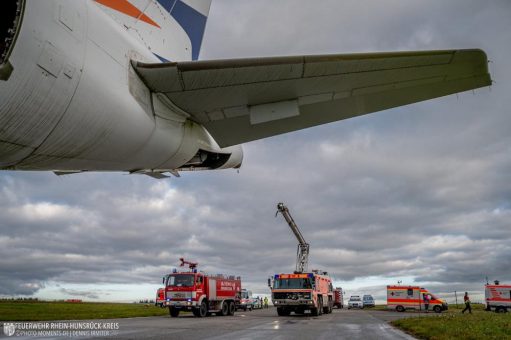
left=391, top=306, right=511, bottom=340
left=0, top=301, right=169, bottom=321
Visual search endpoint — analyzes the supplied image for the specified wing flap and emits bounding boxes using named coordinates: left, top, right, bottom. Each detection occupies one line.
left=133, top=49, right=491, bottom=147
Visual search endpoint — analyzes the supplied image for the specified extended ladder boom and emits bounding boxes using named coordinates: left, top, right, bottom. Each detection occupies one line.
left=276, top=203, right=309, bottom=273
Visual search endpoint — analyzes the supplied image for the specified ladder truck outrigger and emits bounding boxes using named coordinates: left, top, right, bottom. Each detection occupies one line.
left=269, top=203, right=334, bottom=316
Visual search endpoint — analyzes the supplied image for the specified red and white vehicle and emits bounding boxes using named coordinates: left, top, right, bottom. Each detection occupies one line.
left=485, top=281, right=511, bottom=313
left=155, top=287, right=165, bottom=307
left=163, top=258, right=242, bottom=318
left=270, top=272, right=334, bottom=316
left=333, top=287, right=344, bottom=309
left=387, top=285, right=448, bottom=313
left=237, top=289, right=256, bottom=311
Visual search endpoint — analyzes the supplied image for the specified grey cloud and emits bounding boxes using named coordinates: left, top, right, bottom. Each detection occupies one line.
left=58, top=288, right=102, bottom=300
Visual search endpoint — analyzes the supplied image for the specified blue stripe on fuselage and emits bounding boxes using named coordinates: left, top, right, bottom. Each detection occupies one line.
left=157, top=0, right=177, bottom=13
left=153, top=53, right=170, bottom=63
left=156, top=0, right=208, bottom=60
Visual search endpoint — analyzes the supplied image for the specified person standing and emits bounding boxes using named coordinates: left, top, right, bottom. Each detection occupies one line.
left=462, top=292, right=472, bottom=314
left=423, top=293, right=430, bottom=313
left=264, top=296, right=269, bottom=309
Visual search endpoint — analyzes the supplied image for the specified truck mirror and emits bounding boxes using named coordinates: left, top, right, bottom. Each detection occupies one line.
left=267, top=278, right=271, bottom=287
left=162, top=277, right=165, bottom=285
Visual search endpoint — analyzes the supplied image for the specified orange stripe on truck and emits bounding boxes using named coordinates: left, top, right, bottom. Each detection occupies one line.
left=388, top=299, right=421, bottom=304
left=486, top=297, right=511, bottom=302
left=388, top=298, right=443, bottom=304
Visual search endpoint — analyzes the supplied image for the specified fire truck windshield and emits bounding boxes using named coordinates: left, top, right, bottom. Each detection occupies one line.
left=274, top=278, right=312, bottom=289
left=167, top=274, right=195, bottom=287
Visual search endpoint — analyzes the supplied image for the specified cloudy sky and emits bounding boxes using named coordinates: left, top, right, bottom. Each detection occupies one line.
left=1, top=0, right=510, bottom=304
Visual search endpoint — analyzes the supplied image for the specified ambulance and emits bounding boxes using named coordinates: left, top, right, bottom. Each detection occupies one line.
left=387, top=285, right=448, bottom=313
left=485, top=281, right=511, bottom=313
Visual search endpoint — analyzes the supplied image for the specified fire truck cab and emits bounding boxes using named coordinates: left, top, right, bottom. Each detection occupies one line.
left=270, top=272, right=334, bottom=316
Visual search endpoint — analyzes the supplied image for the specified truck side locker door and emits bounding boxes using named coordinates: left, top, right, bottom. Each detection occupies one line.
left=209, top=279, right=217, bottom=300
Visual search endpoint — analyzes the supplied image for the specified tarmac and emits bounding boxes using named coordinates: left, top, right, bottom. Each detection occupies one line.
left=5, top=307, right=420, bottom=339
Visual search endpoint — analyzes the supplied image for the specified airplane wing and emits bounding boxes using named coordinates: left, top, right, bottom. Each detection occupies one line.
left=133, top=49, right=491, bottom=147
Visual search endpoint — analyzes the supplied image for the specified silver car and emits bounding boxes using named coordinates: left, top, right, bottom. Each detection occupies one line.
left=348, top=296, right=364, bottom=309
left=363, top=295, right=375, bottom=307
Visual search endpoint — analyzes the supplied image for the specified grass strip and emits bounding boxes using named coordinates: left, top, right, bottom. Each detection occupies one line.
left=0, top=301, right=168, bottom=321
left=391, top=308, right=511, bottom=340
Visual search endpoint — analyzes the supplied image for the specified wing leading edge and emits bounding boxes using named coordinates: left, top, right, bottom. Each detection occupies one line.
left=133, top=49, right=491, bottom=147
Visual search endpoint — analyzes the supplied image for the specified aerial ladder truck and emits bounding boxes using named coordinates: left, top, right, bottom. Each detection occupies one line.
left=270, top=203, right=334, bottom=316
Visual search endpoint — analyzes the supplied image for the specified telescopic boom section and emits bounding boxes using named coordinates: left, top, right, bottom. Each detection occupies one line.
left=276, top=203, right=310, bottom=273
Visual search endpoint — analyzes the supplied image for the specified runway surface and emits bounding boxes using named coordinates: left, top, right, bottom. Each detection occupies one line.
left=99, top=308, right=417, bottom=340
left=5, top=307, right=420, bottom=339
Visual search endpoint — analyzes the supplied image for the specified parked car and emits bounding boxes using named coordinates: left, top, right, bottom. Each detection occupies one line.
left=348, top=295, right=364, bottom=309
left=363, top=295, right=375, bottom=307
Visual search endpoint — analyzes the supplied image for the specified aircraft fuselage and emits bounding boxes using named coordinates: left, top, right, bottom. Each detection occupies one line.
left=0, top=0, right=242, bottom=174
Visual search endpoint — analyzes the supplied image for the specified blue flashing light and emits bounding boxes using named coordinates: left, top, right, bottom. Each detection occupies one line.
left=193, top=269, right=197, bottom=273
left=274, top=274, right=279, bottom=279
left=187, top=298, right=192, bottom=302
left=308, top=273, right=313, bottom=278
left=172, top=268, right=177, bottom=273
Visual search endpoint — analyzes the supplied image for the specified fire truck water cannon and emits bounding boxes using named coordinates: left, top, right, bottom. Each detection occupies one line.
left=179, top=258, right=198, bottom=271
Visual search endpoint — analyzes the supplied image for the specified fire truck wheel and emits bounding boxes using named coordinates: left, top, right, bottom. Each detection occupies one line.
left=198, top=301, right=208, bottom=317
left=228, top=301, right=236, bottom=316
left=433, top=305, right=442, bottom=313
left=169, top=307, right=180, bottom=318
left=219, top=301, right=229, bottom=316
left=396, top=305, right=405, bottom=312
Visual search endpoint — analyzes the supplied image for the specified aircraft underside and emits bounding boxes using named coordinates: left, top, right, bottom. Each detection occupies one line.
left=0, top=0, right=491, bottom=177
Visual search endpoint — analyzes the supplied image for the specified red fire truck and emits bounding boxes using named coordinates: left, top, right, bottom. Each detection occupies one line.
left=333, top=287, right=344, bottom=308
left=163, top=258, right=242, bottom=317
left=270, top=272, right=334, bottom=316
left=155, top=288, right=165, bottom=307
